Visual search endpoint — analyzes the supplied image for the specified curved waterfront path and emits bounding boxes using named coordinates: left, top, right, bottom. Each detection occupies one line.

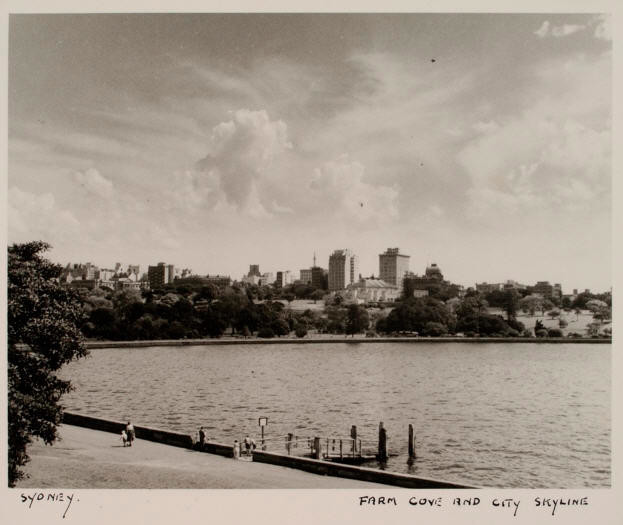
left=16, top=425, right=382, bottom=489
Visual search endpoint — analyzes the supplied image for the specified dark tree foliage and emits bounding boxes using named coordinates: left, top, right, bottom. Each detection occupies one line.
left=345, top=304, right=370, bottom=335
left=534, top=319, right=545, bottom=336
left=325, top=305, right=347, bottom=333
left=421, top=322, right=448, bottom=337
left=8, top=242, right=88, bottom=486
left=484, top=289, right=508, bottom=308
left=572, top=291, right=611, bottom=309
left=380, top=297, right=453, bottom=334
left=503, top=289, right=521, bottom=321
left=453, top=295, right=519, bottom=336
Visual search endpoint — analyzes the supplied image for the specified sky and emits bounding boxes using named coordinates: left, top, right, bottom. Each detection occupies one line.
left=7, top=13, right=612, bottom=292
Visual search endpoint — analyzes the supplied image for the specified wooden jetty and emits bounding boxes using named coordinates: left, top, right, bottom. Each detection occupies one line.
left=282, top=423, right=405, bottom=465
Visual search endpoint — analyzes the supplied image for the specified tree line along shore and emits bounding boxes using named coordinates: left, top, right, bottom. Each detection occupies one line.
left=76, top=274, right=611, bottom=342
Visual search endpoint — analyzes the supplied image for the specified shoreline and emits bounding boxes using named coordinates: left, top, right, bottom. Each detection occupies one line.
left=84, top=336, right=612, bottom=349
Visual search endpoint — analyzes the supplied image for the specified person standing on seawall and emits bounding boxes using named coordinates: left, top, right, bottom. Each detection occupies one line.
left=126, top=421, right=135, bottom=446
left=199, top=426, right=206, bottom=450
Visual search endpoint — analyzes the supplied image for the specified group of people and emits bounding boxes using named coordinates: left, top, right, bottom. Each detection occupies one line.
left=232, top=435, right=257, bottom=458
left=120, top=421, right=260, bottom=458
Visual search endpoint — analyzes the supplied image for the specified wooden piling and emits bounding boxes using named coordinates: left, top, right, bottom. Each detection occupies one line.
left=378, top=422, right=388, bottom=461
left=286, top=432, right=293, bottom=455
left=351, top=425, right=357, bottom=454
left=313, top=437, right=321, bottom=459
left=408, top=424, right=416, bottom=460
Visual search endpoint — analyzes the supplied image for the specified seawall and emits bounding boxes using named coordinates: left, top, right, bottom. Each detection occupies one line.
left=63, top=412, right=198, bottom=450
left=61, top=411, right=474, bottom=488
left=84, top=336, right=612, bottom=349
left=252, top=450, right=475, bottom=488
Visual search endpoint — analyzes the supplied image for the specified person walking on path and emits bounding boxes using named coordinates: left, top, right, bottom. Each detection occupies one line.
left=244, top=435, right=252, bottom=456
left=126, top=421, right=135, bottom=447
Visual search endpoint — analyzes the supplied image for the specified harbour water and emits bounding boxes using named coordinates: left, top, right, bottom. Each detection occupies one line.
left=61, top=342, right=610, bottom=488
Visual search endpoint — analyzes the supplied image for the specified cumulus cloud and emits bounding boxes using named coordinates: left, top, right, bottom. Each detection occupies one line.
left=593, top=15, right=611, bottom=41
left=534, top=21, right=550, bottom=38
left=551, top=24, right=585, bottom=37
left=458, top=48, right=610, bottom=223
left=534, top=20, right=587, bottom=39
left=309, top=155, right=399, bottom=223
left=72, top=168, right=114, bottom=199
left=196, top=109, right=292, bottom=215
left=8, top=186, right=83, bottom=243
left=459, top=115, right=609, bottom=218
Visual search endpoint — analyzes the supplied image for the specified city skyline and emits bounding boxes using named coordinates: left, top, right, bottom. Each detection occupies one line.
left=54, top=247, right=607, bottom=295
left=8, top=13, right=612, bottom=292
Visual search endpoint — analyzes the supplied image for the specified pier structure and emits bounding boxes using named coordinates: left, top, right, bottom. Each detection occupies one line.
left=61, top=411, right=475, bottom=488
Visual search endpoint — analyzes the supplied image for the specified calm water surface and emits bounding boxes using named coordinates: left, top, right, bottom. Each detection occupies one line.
left=61, top=342, right=610, bottom=488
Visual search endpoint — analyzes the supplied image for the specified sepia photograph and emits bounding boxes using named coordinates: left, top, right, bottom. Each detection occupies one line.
left=3, top=3, right=618, bottom=523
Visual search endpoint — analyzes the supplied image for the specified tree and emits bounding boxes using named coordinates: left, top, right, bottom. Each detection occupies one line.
left=196, top=284, right=218, bottom=304
left=541, top=299, right=555, bottom=316
left=271, top=318, right=291, bottom=337
left=421, top=322, right=448, bottom=337
left=455, top=295, right=487, bottom=334
left=519, top=294, right=545, bottom=316
left=310, top=289, right=325, bottom=304
left=586, top=300, right=610, bottom=324
left=534, top=319, right=545, bottom=336
left=345, top=304, right=369, bottom=336
left=503, top=289, right=520, bottom=321
left=383, top=297, right=454, bottom=334
left=8, top=242, right=89, bottom=486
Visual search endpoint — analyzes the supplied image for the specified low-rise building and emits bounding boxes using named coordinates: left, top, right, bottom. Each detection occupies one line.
left=475, top=282, right=503, bottom=294
left=341, top=278, right=400, bottom=304
left=206, top=274, right=232, bottom=287
left=531, top=281, right=563, bottom=301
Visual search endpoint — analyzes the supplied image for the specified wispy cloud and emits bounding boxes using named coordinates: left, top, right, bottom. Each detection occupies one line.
left=534, top=16, right=610, bottom=40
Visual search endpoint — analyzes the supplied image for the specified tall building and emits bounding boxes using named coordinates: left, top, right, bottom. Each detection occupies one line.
left=328, top=249, right=358, bottom=291
left=276, top=271, right=293, bottom=288
left=300, top=269, right=312, bottom=284
left=379, top=248, right=410, bottom=292
left=311, top=266, right=328, bottom=290
left=148, top=262, right=174, bottom=289
left=249, top=264, right=261, bottom=277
